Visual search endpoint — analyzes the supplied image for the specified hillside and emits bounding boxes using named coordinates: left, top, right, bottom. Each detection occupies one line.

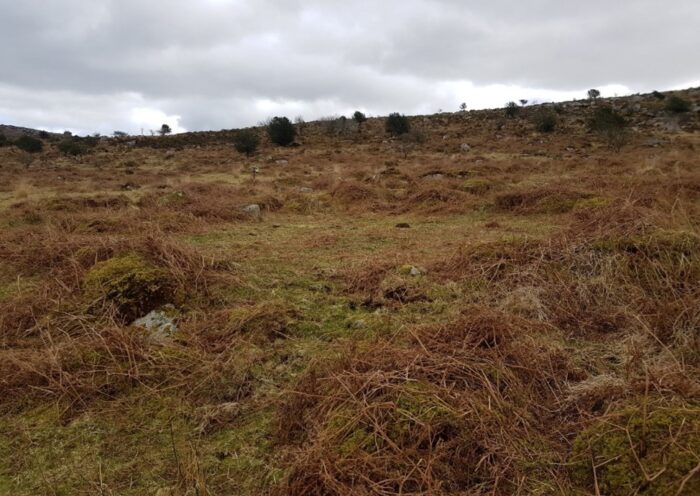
left=1, top=88, right=699, bottom=495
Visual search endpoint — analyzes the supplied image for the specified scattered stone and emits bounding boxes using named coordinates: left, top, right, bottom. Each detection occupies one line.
left=165, top=149, right=176, bottom=158
left=644, top=138, right=665, bottom=147
left=242, top=204, right=261, bottom=217
left=132, top=305, right=178, bottom=338
left=395, top=222, right=411, bottom=229
left=126, top=140, right=136, bottom=147
left=460, top=143, right=471, bottom=152
left=398, top=264, right=425, bottom=277
left=349, top=319, right=367, bottom=330
left=299, top=187, right=314, bottom=193
left=275, top=159, right=289, bottom=166
left=423, top=173, right=444, bottom=180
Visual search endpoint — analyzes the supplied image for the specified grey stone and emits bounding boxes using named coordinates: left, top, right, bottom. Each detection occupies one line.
left=460, top=143, right=471, bottom=152
left=132, top=306, right=178, bottom=337
left=242, top=204, right=261, bottom=217
left=299, top=187, right=314, bottom=193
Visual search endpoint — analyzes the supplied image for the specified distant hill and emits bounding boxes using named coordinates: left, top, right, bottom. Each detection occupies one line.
left=0, top=124, right=63, bottom=141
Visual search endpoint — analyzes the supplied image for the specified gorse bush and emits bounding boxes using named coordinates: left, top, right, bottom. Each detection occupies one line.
left=14, top=135, right=43, bottom=153
left=588, top=89, right=601, bottom=100
left=233, top=129, right=260, bottom=156
left=267, top=116, right=296, bottom=146
left=0, top=133, right=7, bottom=147
left=534, top=108, right=557, bottom=133
left=58, top=139, right=89, bottom=156
left=588, top=106, right=628, bottom=152
left=665, top=95, right=691, bottom=113
left=385, top=113, right=410, bottom=136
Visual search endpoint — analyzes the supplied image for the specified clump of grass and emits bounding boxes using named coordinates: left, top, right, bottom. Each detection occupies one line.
left=274, top=307, right=576, bottom=495
left=570, top=405, right=700, bottom=495
left=495, top=187, right=590, bottom=214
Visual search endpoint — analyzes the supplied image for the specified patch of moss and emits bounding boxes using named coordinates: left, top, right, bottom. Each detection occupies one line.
left=570, top=405, right=700, bottom=495
left=84, top=254, right=175, bottom=321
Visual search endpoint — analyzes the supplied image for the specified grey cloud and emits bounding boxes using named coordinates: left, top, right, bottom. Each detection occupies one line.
left=1, top=0, right=698, bottom=133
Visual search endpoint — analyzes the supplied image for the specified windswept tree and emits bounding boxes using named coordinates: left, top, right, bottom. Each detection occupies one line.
left=159, top=124, right=172, bottom=136
left=353, top=111, right=367, bottom=132
left=504, top=101, right=520, bottom=119
left=588, top=89, right=601, bottom=101
left=294, top=116, right=306, bottom=136
left=519, top=99, right=528, bottom=107
left=459, top=102, right=467, bottom=112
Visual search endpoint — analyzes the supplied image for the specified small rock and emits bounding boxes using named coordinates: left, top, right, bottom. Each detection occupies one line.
left=398, top=264, right=425, bottom=277
left=242, top=204, right=261, bottom=217
left=132, top=306, right=178, bottom=338
left=275, top=159, right=289, bottom=166
left=423, top=173, right=444, bottom=180
left=349, top=319, right=367, bottom=330
left=165, top=149, right=176, bottom=158
left=299, top=187, right=314, bottom=193
left=460, top=143, right=471, bottom=152
left=644, top=138, right=665, bottom=147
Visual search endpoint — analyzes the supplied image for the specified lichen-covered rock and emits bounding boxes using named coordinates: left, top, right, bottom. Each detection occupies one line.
left=84, top=254, right=175, bottom=321
left=131, top=305, right=179, bottom=338
left=570, top=405, right=700, bottom=495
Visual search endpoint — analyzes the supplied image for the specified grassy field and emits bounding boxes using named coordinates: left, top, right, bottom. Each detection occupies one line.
left=1, top=92, right=699, bottom=495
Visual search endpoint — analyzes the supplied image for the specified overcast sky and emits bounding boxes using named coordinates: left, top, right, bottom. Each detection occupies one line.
left=1, top=0, right=699, bottom=135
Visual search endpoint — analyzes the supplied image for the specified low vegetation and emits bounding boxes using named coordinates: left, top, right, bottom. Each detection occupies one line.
left=0, top=88, right=698, bottom=495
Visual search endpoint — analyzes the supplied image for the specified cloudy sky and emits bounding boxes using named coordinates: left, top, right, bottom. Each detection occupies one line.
left=1, top=0, right=699, bottom=135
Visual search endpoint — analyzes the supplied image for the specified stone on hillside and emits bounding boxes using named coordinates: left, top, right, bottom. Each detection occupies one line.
left=460, top=143, right=471, bottom=152
left=132, top=305, right=178, bottom=338
left=299, top=187, right=314, bottom=193
left=242, top=204, right=261, bottom=217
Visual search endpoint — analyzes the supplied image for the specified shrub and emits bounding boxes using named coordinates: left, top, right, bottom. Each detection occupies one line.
left=588, top=106, right=628, bottom=151
left=38, top=130, right=50, bottom=139
left=84, top=254, right=175, bottom=321
left=385, top=112, right=410, bottom=136
left=233, top=129, right=260, bottom=156
left=665, top=95, right=691, bottom=113
left=320, top=116, right=355, bottom=136
left=504, top=101, right=520, bottom=119
left=267, top=116, right=296, bottom=146
left=652, top=90, right=666, bottom=100
left=533, top=108, right=557, bottom=133
left=0, top=133, right=7, bottom=147
left=58, top=139, right=89, bottom=156
left=14, top=135, right=43, bottom=153
left=159, top=124, right=172, bottom=136
left=588, top=88, right=601, bottom=100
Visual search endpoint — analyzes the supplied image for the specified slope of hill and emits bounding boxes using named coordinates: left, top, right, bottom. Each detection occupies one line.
left=0, top=89, right=699, bottom=495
